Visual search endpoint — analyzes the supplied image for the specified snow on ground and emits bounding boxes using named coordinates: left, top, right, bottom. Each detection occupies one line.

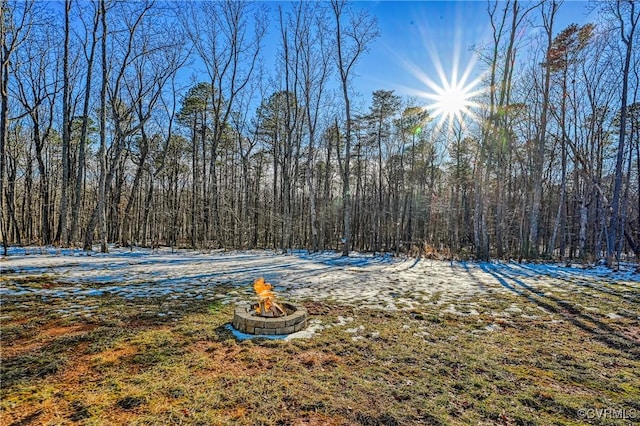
left=1, top=246, right=638, bottom=321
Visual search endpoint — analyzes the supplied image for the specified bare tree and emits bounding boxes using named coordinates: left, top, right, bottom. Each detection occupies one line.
left=54, top=0, right=72, bottom=245
left=368, top=90, right=401, bottom=253
left=12, top=6, right=61, bottom=247
left=607, top=0, right=639, bottom=267
left=294, top=3, right=333, bottom=252
left=181, top=0, right=266, bottom=247
left=474, top=0, right=509, bottom=260
left=528, top=0, right=559, bottom=257
left=474, top=0, right=538, bottom=260
left=118, top=11, right=188, bottom=248
left=276, top=5, right=304, bottom=252
left=1, top=0, right=635, bottom=265
left=545, top=23, right=595, bottom=258
left=1, top=1, right=36, bottom=254
left=331, top=0, right=378, bottom=256
left=84, top=0, right=157, bottom=252
left=69, top=0, right=100, bottom=246
left=93, top=0, right=108, bottom=252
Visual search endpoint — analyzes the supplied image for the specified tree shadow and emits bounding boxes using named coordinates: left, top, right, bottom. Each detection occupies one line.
left=507, top=262, right=640, bottom=304
left=479, top=263, right=640, bottom=360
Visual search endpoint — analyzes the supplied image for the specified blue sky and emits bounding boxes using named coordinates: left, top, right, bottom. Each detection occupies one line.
left=346, top=1, right=599, bottom=106
left=51, top=0, right=600, bottom=117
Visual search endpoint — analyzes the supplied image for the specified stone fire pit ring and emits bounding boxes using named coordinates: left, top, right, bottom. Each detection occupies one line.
left=232, top=302, right=308, bottom=335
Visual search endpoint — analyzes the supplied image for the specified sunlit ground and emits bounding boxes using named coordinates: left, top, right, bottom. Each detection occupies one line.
left=1, top=250, right=638, bottom=425
left=2, top=274, right=638, bottom=425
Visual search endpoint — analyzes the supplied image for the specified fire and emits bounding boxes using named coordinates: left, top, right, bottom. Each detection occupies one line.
left=253, top=277, right=286, bottom=317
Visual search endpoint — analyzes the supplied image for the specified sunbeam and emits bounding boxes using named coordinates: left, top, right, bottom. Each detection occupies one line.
left=398, top=10, right=486, bottom=135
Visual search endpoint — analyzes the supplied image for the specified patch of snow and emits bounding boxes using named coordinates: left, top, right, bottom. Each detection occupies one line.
left=285, top=320, right=325, bottom=340
left=335, top=316, right=353, bottom=326
left=606, top=312, right=623, bottom=319
left=442, top=304, right=480, bottom=316
left=2, top=247, right=637, bottom=319
left=358, top=304, right=389, bottom=310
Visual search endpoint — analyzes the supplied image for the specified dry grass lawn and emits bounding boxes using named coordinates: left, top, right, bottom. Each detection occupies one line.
left=1, top=271, right=639, bottom=425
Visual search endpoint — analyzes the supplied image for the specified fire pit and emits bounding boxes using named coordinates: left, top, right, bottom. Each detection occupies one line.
left=233, top=302, right=307, bottom=335
left=232, top=278, right=307, bottom=335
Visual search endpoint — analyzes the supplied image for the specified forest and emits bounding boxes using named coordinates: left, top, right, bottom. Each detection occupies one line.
left=0, top=0, right=638, bottom=266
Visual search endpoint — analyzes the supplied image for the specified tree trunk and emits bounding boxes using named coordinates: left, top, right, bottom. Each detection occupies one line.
left=529, top=1, right=557, bottom=258
left=84, top=0, right=108, bottom=252
left=69, top=3, right=99, bottom=246
left=56, top=0, right=72, bottom=246
left=0, top=34, right=8, bottom=255
left=608, top=0, right=638, bottom=268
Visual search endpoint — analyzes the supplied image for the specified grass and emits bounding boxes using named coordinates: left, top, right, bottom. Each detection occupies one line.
left=1, top=273, right=639, bottom=425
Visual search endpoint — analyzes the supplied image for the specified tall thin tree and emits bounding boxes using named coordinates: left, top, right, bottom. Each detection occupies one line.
left=607, top=0, right=639, bottom=267
left=331, top=0, right=378, bottom=256
left=55, top=0, right=72, bottom=245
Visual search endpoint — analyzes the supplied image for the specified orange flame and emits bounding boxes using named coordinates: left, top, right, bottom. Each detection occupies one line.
left=253, top=277, right=285, bottom=317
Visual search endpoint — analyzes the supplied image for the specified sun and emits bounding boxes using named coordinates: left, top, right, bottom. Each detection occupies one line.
left=396, top=20, right=485, bottom=133
left=399, top=56, right=483, bottom=134
left=418, top=60, right=484, bottom=133
left=427, top=79, right=478, bottom=124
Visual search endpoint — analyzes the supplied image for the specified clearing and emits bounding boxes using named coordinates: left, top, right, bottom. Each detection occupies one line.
left=1, top=248, right=638, bottom=425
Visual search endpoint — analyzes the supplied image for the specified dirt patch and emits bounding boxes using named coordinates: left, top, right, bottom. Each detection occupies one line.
left=303, top=301, right=355, bottom=317
left=292, top=412, right=350, bottom=425
left=91, top=345, right=137, bottom=366
left=2, top=323, right=96, bottom=358
left=622, top=325, right=640, bottom=343
left=193, top=342, right=287, bottom=376
left=297, top=350, right=341, bottom=369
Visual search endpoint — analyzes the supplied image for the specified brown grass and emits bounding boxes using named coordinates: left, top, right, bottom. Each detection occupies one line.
left=1, top=274, right=638, bottom=425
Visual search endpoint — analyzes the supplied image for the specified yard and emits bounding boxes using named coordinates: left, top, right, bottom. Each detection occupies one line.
left=1, top=249, right=638, bottom=425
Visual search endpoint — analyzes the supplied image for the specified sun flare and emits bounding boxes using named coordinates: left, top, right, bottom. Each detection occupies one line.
left=400, top=57, right=483, bottom=134
left=429, top=80, right=477, bottom=123
left=418, top=64, right=483, bottom=133
left=397, top=21, right=485, bottom=134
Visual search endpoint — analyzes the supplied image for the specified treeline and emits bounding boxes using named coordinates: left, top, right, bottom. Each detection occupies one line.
left=0, top=0, right=638, bottom=265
